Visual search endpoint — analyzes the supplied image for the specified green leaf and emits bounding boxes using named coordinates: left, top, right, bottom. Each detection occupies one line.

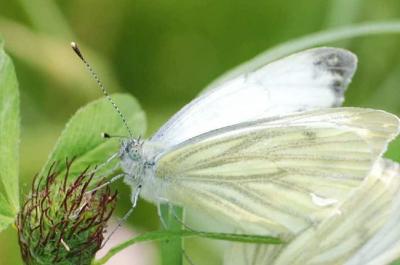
left=93, top=229, right=282, bottom=265
left=0, top=194, right=15, bottom=231
left=41, top=93, right=146, bottom=180
left=0, top=39, right=20, bottom=231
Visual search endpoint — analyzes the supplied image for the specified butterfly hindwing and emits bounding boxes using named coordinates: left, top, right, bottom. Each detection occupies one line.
left=223, top=159, right=400, bottom=265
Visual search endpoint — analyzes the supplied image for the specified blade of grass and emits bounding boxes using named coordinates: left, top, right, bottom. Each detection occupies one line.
left=207, top=21, right=400, bottom=90
left=93, top=229, right=282, bottom=265
left=323, top=0, right=363, bottom=46
left=324, top=0, right=363, bottom=28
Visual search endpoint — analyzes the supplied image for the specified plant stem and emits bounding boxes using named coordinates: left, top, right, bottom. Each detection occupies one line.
left=92, top=229, right=282, bottom=265
left=208, top=21, right=400, bottom=89
left=324, top=0, right=363, bottom=28
left=160, top=204, right=183, bottom=265
left=324, top=0, right=363, bottom=46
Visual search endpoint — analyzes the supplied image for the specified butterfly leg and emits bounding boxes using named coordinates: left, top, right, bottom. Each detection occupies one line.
left=183, top=250, right=196, bottom=265
left=86, top=173, right=125, bottom=194
left=101, top=182, right=142, bottom=247
left=156, top=198, right=170, bottom=229
left=170, top=207, right=196, bottom=231
left=87, top=152, right=119, bottom=176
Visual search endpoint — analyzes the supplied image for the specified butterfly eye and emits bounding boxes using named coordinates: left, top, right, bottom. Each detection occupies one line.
left=129, top=148, right=141, bottom=160
left=124, top=145, right=130, bottom=153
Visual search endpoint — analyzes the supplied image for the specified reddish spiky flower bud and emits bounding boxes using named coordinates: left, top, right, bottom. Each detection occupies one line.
left=16, top=159, right=117, bottom=265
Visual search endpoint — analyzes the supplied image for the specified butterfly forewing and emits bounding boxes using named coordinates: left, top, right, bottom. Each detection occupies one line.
left=151, top=48, right=357, bottom=148
left=154, top=108, right=399, bottom=235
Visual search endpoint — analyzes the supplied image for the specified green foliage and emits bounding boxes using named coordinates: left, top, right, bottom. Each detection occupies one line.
left=41, top=94, right=146, bottom=181
left=0, top=36, right=20, bottom=231
left=1, top=0, right=400, bottom=264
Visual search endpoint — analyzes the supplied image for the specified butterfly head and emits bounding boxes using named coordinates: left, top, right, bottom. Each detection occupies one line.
left=120, top=137, right=144, bottom=162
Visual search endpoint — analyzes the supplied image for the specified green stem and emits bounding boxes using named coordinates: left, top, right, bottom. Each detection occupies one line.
left=323, top=0, right=363, bottom=46
left=160, top=204, right=183, bottom=265
left=208, top=21, right=400, bottom=89
left=92, top=229, right=282, bottom=265
left=324, top=0, right=363, bottom=28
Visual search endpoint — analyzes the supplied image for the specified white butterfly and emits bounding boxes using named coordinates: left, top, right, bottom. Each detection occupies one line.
left=72, top=44, right=400, bottom=236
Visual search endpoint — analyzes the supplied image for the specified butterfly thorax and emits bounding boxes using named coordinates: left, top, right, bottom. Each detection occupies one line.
left=119, top=139, right=166, bottom=203
left=119, top=139, right=146, bottom=180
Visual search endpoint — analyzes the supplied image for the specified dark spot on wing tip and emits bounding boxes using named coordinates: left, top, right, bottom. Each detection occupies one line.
left=313, top=48, right=357, bottom=78
left=312, top=49, right=357, bottom=102
left=332, top=79, right=345, bottom=94
left=329, top=77, right=346, bottom=106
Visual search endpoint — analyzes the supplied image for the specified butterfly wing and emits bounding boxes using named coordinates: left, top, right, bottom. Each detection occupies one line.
left=344, top=162, right=400, bottom=265
left=152, top=108, right=399, bottom=235
left=151, top=48, right=357, bottom=148
left=223, top=159, right=400, bottom=265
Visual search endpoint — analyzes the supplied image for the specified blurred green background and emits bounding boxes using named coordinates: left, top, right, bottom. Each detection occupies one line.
left=1, top=0, right=400, bottom=264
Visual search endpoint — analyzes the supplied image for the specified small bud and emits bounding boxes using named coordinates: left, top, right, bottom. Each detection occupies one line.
left=16, top=159, right=117, bottom=265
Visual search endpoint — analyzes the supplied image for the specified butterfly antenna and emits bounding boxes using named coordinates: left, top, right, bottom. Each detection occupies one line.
left=70, top=42, right=134, bottom=138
